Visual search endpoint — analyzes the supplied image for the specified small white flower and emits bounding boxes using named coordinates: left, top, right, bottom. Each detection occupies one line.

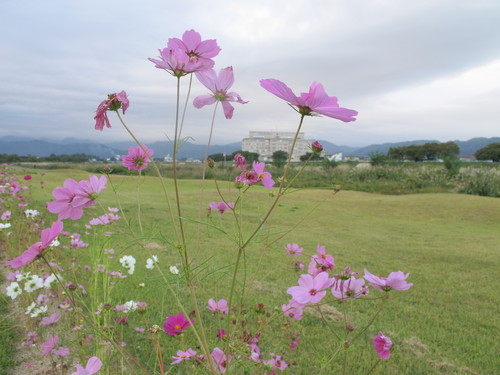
left=169, top=266, right=179, bottom=275
left=30, top=305, right=48, bottom=318
left=145, top=259, right=154, bottom=269
left=6, top=282, right=22, bottom=299
left=124, top=301, right=138, bottom=313
left=25, top=302, right=36, bottom=315
left=0, top=222, right=11, bottom=230
left=24, top=209, right=40, bottom=219
left=50, top=239, right=60, bottom=247
left=16, top=272, right=30, bottom=282
left=138, top=283, right=145, bottom=288
left=43, top=274, right=59, bottom=288
left=120, top=255, right=136, bottom=275
left=24, top=275, right=44, bottom=293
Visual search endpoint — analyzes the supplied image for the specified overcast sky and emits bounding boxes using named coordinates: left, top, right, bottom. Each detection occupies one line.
left=1, top=0, right=499, bottom=147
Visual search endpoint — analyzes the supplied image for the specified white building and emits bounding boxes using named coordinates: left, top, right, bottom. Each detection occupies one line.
left=242, top=131, right=312, bottom=162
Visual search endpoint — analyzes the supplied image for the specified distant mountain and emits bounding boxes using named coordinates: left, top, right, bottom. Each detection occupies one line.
left=1, top=136, right=498, bottom=159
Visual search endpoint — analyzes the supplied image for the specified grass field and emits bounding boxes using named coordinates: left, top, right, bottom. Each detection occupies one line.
left=3, top=168, right=500, bottom=374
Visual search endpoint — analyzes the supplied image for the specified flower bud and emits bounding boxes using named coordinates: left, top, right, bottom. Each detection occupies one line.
left=311, top=141, right=323, bottom=154
left=207, top=158, right=215, bottom=168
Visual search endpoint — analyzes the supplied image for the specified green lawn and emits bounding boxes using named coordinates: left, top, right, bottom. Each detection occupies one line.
left=7, top=168, right=500, bottom=374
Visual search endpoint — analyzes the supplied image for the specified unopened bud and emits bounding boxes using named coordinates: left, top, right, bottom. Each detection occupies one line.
left=311, top=141, right=323, bottom=154
left=207, top=158, right=215, bottom=168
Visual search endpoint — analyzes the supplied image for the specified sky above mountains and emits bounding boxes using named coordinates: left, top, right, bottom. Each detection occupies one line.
left=1, top=0, right=499, bottom=147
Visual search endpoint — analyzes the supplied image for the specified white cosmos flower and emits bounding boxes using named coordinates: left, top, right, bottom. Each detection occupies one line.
left=24, top=209, right=40, bottom=219
left=169, top=266, right=179, bottom=275
left=24, top=275, right=44, bottom=293
left=6, top=282, right=22, bottom=299
left=120, top=255, right=136, bottom=275
left=0, top=223, right=11, bottom=230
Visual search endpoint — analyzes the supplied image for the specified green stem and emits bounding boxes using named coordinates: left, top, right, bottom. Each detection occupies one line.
left=137, top=170, right=144, bottom=235
left=351, top=295, right=388, bottom=343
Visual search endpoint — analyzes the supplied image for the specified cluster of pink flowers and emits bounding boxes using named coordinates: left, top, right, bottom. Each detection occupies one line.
left=47, top=175, right=107, bottom=220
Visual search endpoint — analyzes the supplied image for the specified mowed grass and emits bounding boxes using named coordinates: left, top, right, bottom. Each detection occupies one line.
left=18, top=168, right=500, bottom=374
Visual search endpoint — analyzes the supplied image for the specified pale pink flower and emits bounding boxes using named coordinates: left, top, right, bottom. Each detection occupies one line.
left=1, top=210, right=10, bottom=220
left=41, top=335, right=69, bottom=356
left=194, top=67, right=248, bottom=119
left=364, top=269, right=413, bottom=292
left=263, top=354, right=288, bottom=370
left=373, top=332, right=392, bottom=359
left=287, top=272, right=334, bottom=305
left=94, top=91, right=129, bottom=131
left=72, top=356, right=102, bottom=375
left=211, top=347, right=231, bottom=373
left=260, top=79, right=357, bottom=121
left=252, top=161, right=275, bottom=189
left=168, top=29, right=220, bottom=69
left=235, top=170, right=259, bottom=187
left=282, top=300, right=305, bottom=320
left=122, top=145, right=154, bottom=171
left=5, top=221, right=63, bottom=269
left=285, top=243, right=303, bottom=256
left=72, top=175, right=107, bottom=208
left=331, top=276, right=366, bottom=300
left=207, top=298, right=228, bottom=314
left=171, top=348, right=197, bottom=365
left=208, top=201, right=234, bottom=216
left=39, top=313, right=60, bottom=326
left=47, top=178, right=85, bottom=220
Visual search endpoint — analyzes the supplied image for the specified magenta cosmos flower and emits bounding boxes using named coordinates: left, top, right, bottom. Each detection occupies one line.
left=193, top=67, right=248, bottom=119
left=364, top=269, right=413, bottom=292
left=5, top=221, right=63, bottom=269
left=287, top=271, right=334, bottom=305
left=252, top=161, right=275, bottom=189
left=163, top=314, right=191, bottom=335
left=72, top=356, right=102, bottom=375
left=94, top=91, right=129, bottom=131
left=260, top=79, right=357, bottom=121
left=373, top=332, right=392, bottom=359
left=233, top=153, right=248, bottom=170
left=122, top=145, right=154, bottom=171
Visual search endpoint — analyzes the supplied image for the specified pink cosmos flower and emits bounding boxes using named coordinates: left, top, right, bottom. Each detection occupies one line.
left=211, top=347, right=231, bottom=373
left=169, top=30, right=220, bottom=67
left=263, top=354, right=288, bottom=370
left=193, top=67, right=248, bottom=119
left=235, top=170, right=259, bottom=188
left=94, top=91, right=129, bottom=131
left=208, top=201, right=234, bottom=216
left=287, top=271, right=334, bottom=305
left=5, top=221, right=63, bottom=269
left=364, top=269, right=413, bottom=292
left=41, top=335, right=69, bottom=357
left=24, top=175, right=32, bottom=180
left=1, top=210, right=10, bottom=220
left=40, top=313, right=60, bottom=326
left=163, top=314, right=191, bottom=335
left=285, top=243, right=303, bottom=256
left=149, top=47, right=201, bottom=76
left=311, top=141, right=323, bottom=153
left=47, top=178, right=85, bottom=220
left=260, top=79, right=358, bottom=121
left=233, top=153, right=248, bottom=170
left=373, top=332, right=392, bottom=359
left=331, top=276, right=366, bottom=300
left=72, top=175, right=107, bottom=208
left=171, top=348, right=197, bottom=365
left=72, top=356, right=102, bottom=375
left=252, top=161, right=275, bottom=189
left=207, top=298, right=229, bottom=314
left=282, top=300, right=305, bottom=321
left=122, top=145, right=154, bottom=171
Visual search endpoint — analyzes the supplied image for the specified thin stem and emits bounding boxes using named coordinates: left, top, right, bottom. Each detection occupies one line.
left=365, top=359, right=381, bottom=375
left=177, top=73, right=193, bottom=141
left=351, top=295, right=389, bottom=343
left=137, top=170, right=144, bottom=235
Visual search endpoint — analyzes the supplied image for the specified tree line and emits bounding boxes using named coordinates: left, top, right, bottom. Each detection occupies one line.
left=0, top=153, right=103, bottom=163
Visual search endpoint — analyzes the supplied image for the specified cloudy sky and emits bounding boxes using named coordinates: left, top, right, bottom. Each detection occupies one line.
left=1, top=0, right=499, bottom=147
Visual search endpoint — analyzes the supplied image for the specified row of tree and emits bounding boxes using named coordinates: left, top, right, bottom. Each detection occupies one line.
left=387, top=142, right=459, bottom=161
left=0, top=153, right=102, bottom=163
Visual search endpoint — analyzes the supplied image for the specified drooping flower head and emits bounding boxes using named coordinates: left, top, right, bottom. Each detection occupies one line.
left=364, top=269, right=413, bottom=292
left=233, top=153, right=248, bottom=170
left=94, top=91, right=129, bottom=131
left=260, top=79, right=358, bottom=121
left=122, top=145, right=154, bottom=171
left=331, top=276, right=367, bottom=300
left=194, top=67, right=248, bottom=119
left=373, top=332, right=392, bottom=359
left=163, top=313, right=191, bottom=335
left=211, top=347, right=231, bottom=373
left=5, top=221, right=63, bottom=269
